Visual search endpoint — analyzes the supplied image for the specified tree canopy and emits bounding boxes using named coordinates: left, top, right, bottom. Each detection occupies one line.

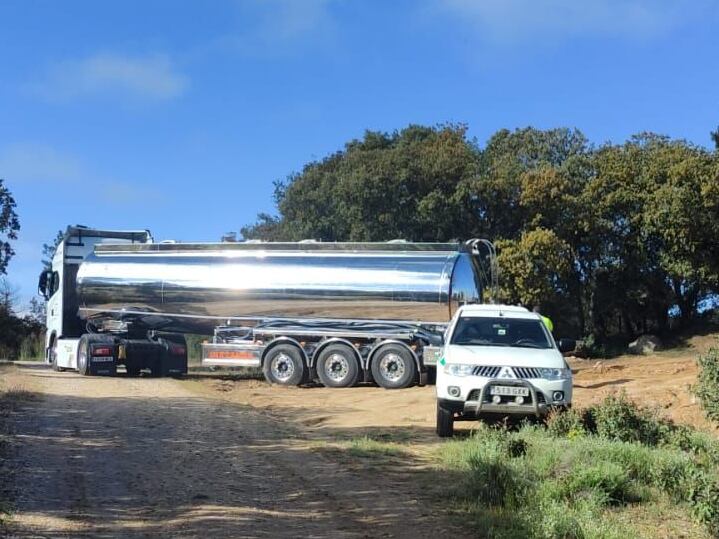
left=0, top=178, right=20, bottom=275
left=241, top=124, right=719, bottom=346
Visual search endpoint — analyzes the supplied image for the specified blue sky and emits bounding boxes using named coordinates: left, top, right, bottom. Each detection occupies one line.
left=1, top=0, right=718, bottom=309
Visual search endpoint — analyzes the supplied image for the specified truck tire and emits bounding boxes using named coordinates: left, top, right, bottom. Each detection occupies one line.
left=76, top=335, right=91, bottom=376
left=315, top=343, right=360, bottom=388
left=436, top=402, right=455, bottom=438
left=125, top=361, right=142, bottom=377
left=156, top=333, right=188, bottom=377
left=49, top=339, right=66, bottom=372
left=263, top=344, right=306, bottom=386
left=370, top=343, right=417, bottom=389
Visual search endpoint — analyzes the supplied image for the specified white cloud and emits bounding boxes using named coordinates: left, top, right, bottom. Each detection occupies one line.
left=31, top=52, right=188, bottom=102
left=435, top=0, right=711, bottom=45
left=0, top=143, right=85, bottom=183
left=210, top=0, right=338, bottom=57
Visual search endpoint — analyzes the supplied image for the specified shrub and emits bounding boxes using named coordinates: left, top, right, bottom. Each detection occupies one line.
left=695, top=346, right=719, bottom=422
left=546, top=407, right=586, bottom=438
left=560, top=463, right=634, bottom=505
left=588, top=393, right=664, bottom=445
left=463, top=434, right=531, bottom=507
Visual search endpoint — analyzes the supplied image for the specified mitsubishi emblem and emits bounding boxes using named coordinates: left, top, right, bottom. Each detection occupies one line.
left=499, top=367, right=516, bottom=379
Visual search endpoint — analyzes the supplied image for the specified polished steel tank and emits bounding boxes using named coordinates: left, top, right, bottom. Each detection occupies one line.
left=76, top=241, right=485, bottom=334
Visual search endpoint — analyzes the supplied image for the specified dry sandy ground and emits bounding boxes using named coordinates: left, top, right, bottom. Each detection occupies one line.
left=0, top=363, right=469, bottom=539
left=185, top=332, right=719, bottom=438
left=0, top=331, right=716, bottom=538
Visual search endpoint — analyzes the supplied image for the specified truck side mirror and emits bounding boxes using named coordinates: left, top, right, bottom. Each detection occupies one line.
left=38, top=271, right=50, bottom=299
left=558, top=338, right=576, bottom=354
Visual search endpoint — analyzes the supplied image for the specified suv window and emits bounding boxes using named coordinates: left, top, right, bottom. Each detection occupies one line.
left=450, top=316, right=551, bottom=349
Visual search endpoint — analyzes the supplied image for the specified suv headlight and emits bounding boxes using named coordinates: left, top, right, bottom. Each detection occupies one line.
left=443, top=363, right=475, bottom=377
left=540, top=367, right=572, bottom=380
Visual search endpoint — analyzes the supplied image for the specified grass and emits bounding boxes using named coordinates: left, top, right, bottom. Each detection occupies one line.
left=309, top=434, right=411, bottom=467
left=435, top=394, right=719, bottom=538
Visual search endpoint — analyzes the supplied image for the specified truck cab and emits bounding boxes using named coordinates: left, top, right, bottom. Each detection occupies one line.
left=38, top=226, right=154, bottom=372
left=435, top=304, right=575, bottom=437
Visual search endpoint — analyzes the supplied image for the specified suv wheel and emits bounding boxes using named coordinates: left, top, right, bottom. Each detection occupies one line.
left=436, top=402, right=454, bottom=437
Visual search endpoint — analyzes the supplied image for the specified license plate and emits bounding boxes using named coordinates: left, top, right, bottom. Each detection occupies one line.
left=490, top=386, right=529, bottom=397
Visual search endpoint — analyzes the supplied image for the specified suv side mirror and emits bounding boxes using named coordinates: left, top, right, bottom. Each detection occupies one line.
left=38, top=271, right=50, bottom=299
left=558, top=338, right=576, bottom=354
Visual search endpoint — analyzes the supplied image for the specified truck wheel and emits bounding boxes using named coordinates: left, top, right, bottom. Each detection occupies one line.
left=50, top=340, right=66, bottom=372
left=76, top=335, right=91, bottom=376
left=263, top=344, right=306, bottom=386
left=436, top=402, right=455, bottom=438
left=156, top=333, right=188, bottom=377
left=371, top=344, right=417, bottom=389
left=315, top=343, right=360, bottom=388
left=125, top=362, right=142, bottom=377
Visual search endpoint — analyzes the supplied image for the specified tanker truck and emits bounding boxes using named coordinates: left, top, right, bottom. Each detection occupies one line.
left=39, top=225, right=494, bottom=389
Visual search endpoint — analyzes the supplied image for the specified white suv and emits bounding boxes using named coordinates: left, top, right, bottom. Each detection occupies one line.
left=436, top=304, right=574, bottom=437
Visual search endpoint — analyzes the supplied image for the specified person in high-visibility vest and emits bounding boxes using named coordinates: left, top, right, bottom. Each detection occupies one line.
left=533, top=306, right=554, bottom=332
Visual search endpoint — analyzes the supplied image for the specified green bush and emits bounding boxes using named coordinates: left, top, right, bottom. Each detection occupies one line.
left=18, top=332, right=45, bottom=360
left=546, top=407, right=586, bottom=438
left=441, top=402, right=719, bottom=537
left=588, top=393, right=664, bottom=445
left=559, top=463, right=635, bottom=505
left=695, top=346, right=719, bottom=422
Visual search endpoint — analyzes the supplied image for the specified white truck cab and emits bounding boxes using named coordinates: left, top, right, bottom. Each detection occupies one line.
left=435, top=304, right=575, bottom=437
left=39, top=226, right=154, bottom=372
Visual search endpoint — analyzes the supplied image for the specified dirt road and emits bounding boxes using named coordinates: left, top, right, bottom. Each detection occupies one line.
left=0, top=363, right=466, bottom=539
left=2, top=332, right=716, bottom=538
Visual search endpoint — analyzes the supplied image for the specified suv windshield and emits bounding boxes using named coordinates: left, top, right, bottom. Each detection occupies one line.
left=450, top=316, right=552, bottom=349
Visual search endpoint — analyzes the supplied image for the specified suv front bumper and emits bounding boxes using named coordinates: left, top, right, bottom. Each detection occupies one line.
left=439, top=377, right=571, bottom=418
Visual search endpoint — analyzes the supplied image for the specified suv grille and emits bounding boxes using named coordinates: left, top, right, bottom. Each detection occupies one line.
left=512, top=367, right=542, bottom=379
left=472, top=366, right=501, bottom=377
left=469, top=366, right=542, bottom=379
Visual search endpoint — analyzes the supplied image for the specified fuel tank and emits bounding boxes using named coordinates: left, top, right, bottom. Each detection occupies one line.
left=76, top=241, right=485, bottom=334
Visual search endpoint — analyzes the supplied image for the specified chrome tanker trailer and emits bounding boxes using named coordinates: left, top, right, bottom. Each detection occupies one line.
left=39, top=226, right=493, bottom=389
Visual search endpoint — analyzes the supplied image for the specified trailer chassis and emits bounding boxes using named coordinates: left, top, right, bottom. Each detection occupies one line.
left=202, top=318, right=445, bottom=389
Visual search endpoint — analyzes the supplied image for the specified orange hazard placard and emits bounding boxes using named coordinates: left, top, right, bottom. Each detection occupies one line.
left=207, top=350, right=256, bottom=360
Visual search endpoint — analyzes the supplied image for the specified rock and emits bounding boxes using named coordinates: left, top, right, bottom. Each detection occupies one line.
left=627, top=334, right=663, bottom=355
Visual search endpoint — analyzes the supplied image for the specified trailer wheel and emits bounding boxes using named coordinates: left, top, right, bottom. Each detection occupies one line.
left=436, top=402, right=455, bottom=438
left=315, top=343, right=360, bottom=388
left=263, top=344, right=306, bottom=386
left=370, top=343, right=417, bottom=389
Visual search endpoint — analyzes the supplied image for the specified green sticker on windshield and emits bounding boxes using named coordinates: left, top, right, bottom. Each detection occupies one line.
left=439, top=357, right=446, bottom=366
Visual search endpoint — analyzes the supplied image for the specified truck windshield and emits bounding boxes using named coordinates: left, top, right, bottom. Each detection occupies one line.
left=450, top=316, right=552, bottom=349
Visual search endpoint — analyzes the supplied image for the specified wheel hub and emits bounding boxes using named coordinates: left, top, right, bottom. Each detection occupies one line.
left=325, top=353, right=349, bottom=381
left=272, top=353, right=295, bottom=381
left=379, top=353, right=405, bottom=382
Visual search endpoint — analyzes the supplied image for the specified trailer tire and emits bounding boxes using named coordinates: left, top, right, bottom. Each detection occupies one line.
left=263, top=344, right=306, bottom=386
left=371, top=343, right=416, bottom=389
left=436, top=402, right=455, bottom=438
left=315, top=343, right=360, bottom=388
